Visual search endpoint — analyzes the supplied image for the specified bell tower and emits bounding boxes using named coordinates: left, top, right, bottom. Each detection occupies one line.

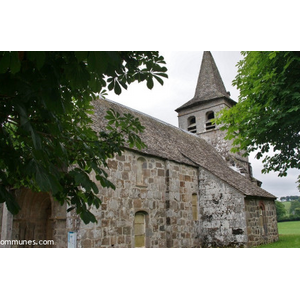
left=176, top=51, right=252, bottom=178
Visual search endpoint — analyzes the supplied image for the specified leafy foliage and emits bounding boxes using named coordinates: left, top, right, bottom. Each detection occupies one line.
left=216, top=51, right=300, bottom=189
left=290, top=199, right=300, bottom=216
left=275, top=201, right=287, bottom=221
left=276, top=199, right=300, bottom=222
left=0, top=51, right=168, bottom=223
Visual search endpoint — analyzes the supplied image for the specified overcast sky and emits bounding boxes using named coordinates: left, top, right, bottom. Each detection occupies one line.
left=107, top=51, right=300, bottom=199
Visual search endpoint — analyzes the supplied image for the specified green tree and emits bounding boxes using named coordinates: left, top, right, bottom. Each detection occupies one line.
left=294, top=207, right=300, bottom=217
left=216, top=51, right=300, bottom=189
left=0, top=51, right=168, bottom=223
left=275, top=200, right=287, bottom=221
left=290, top=199, right=300, bottom=215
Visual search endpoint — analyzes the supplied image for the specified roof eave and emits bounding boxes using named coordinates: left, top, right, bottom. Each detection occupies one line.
left=175, top=96, right=236, bottom=112
left=245, top=195, right=277, bottom=201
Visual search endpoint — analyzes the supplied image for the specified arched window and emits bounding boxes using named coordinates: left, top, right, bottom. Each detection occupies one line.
left=187, top=116, right=197, bottom=133
left=134, top=211, right=147, bottom=248
left=136, top=157, right=147, bottom=186
left=192, top=193, right=198, bottom=221
left=206, top=111, right=215, bottom=130
left=259, top=202, right=265, bottom=215
left=259, top=202, right=267, bottom=236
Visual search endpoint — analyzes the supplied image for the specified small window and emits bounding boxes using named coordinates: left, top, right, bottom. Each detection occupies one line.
left=134, top=211, right=147, bottom=248
left=187, top=116, right=197, bottom=133
left=259, top=202, right=265, bottom=216
left=136, top=157, right=147, bottom=186
left=259, top=202, right=267, bottom=235
left=192, top=194, right=198, bottom=221
left=206, top=111, right=215, bottom=130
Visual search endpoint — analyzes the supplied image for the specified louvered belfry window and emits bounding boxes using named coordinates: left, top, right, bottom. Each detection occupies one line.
left=187, top=116, right=197, bottom=133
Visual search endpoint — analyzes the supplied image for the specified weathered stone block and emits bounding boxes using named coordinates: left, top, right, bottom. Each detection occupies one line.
left=158, top=169, right=164, bottom=176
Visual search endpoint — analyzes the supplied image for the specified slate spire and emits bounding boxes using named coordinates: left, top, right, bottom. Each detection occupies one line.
left=176, top=51, right=233, bottom=112
left=194, top=51, right=229, bottom=100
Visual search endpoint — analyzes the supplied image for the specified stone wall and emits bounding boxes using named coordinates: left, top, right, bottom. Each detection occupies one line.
left=1, top=153, right=278, bottom=248
left=245, top=199, right=278, bottom=247
left=199, top=130, right=251, bottom=178
left=165, top=160, right=200, bottom=247
left=67, top=150, right=200, bottom=248
left=199, top=167, right=248, bottom=247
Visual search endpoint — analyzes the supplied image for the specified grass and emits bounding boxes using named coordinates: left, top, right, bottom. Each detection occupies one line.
left=278, top=220, right=300, bottom=235
left=257, top=221, right=300, bottom=248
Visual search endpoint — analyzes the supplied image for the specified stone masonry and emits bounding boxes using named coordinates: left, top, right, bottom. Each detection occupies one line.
left=245, top=199, right=278, bottom=247
left=199, top=168, right=248, bottom=248
left=67, top=150, right=201, bottom=248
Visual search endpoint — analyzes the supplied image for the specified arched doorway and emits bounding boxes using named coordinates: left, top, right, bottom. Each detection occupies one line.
left=13, top=188, right=54, bottom=247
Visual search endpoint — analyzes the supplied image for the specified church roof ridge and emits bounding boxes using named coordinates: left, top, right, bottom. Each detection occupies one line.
left=176, top=51, right=236, bottom=112
left=100, top=97, right=183, bottom=131
left=99, top=97, right=201, bottom=139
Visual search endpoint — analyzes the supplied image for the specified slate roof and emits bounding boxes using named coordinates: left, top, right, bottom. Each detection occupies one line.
left=176, top=51, right=236, bottom=112
left=91, top=98, right=276, bottom=200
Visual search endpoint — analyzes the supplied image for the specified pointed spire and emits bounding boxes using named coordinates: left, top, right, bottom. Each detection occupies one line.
left=194, top=51, right=229, bottom=100
left=176, top=51, right=233, bottom=112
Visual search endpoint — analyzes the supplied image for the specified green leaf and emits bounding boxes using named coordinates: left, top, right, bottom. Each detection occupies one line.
left=0, top=186, right=20, bottom=215
left=146, top=76, right=154, bottom=89
left=75, top=51, right=88, bottom=62
left=114, top=81, right=122, bottom=95
left=80, top=209, right=97, bottom=224
left=91, top=181, right=99, bottom=194
left=0, top=52, right=11, bottom=73
left=30, top=127, right=42, bottom=150
left=268, top=52, right=277, bottom=59
left=287, top=105, right=300, bottom=113
left=70, top=169, right=94, bottom=193
left=108, top=80, right=114, bottom=91
left=10, top=52, right=21, bottom=74
left=89, top=75, right=103, bottom=92
left=155, top=72, right=168, bottom=78
left=35, top=164, right=52, bottom=192
left=64, top=61, right=90, bottom=89
left=27, top=51, right=45, bottom=70
left=67, top=206, right=76, bottom=212
left=154, top=75, right=164, bottom=85
left=35, top=52, right=45, bottom=70
left=87, top=52, right=108, bottom=74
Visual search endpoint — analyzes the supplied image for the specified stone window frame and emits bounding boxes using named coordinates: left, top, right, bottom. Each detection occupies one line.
left=192, top=193, right=199, bottom=221
left=258, top=201, right=268, bottom=236
left=136, top=157, right=148, bottom=187
left=134, top=210, right=149, bottom=248
left=205, top=111, right=216, bottom=130
left=259, top=201, right=265, bottom=216
left=187, top=116, right=197, bottom=133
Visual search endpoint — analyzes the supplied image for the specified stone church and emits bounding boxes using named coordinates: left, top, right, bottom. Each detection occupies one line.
left=0, top=52, right=279, bottom=248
